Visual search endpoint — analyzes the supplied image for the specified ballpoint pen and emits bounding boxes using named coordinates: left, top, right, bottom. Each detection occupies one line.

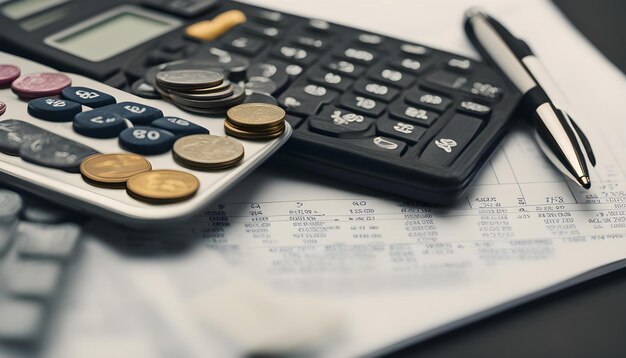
left=464, top=8, right=596, bottom=189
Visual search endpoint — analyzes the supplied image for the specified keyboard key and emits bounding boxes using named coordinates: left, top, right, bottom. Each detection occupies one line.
left=0, top=119, right=47, bottom=155
left=6, top=259, right=62, bottom=298
left=248, top=61, right=289, bottom=93
left=271, top=45, right=318, bottom=67
left=144, top=0, right=218, bottom=17
left=447, top=57, right=473, bottom=72
left=306, top=19, right=335, bottom=34
left=251, top=10, right=290, bottom=26
left=322, top=59, right=365, bottom=78
left=388, top=56, right=431, bottom=75
left=0, top=298, right=44, bottom=341
left=18, top=222, right=80, bottom=260
left=367, top=64, right=415, bottom=88
left=420, top=114, right=483, bottom=166
left=307, top=68, right=353, bottom=92
left=424, top=70, right=504, bottom=101
left=309, top=107, right=374, bottom=137
left=278, top=84, right=338, bottom=116
left=111, top=102, right=164, bottom=125
left=20, top=134, right=99, bottom=172
left=289, top=34, right=328, bottom=51
left=353, top=79, right=399, bottom=102
left=119, top=127, right=176, bottom=155
left=338, top=93, right=385, bottom=117
left=457, top=100, right=492, bottom=118
left=73, top=112, right=128, bottom=138
left=389, top=100, right=439, bottom=126
left=221, top=34, right=267, bottom=57
left=27, top=97, right=82, bottom=122
left=377, top=118, right=426, bottom=144
left=348, top=136, right=406, bottom=157
left=61, top=86, right=116, bottom=108
left=241, top=23, right=283, bottom=39
left=405, top=89, right=452, bottom=112
left=353, top=33, right=384, bottom=47
left=150, top=117, right=209, bottom=138
left=337, top=47, right=377, bottom=65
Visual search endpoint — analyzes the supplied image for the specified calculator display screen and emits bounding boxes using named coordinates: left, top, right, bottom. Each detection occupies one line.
left=1, top=0, right=67, bottom=20
left=47, top=8, right=180, bottom=62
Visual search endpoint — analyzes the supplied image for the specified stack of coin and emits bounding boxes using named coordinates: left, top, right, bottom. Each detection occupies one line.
left=224, top=103, right=286, bottom=140
left=155, top=69, right=245, bottom=115
left=173, top=134, right=244, bottom=170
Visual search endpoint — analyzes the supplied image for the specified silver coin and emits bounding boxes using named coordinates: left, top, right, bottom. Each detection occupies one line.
left=168, top=86, right=234, bottom=101
left=144, top=59, right=229, bottom=87
left=170, top=85, right=245, bottom=109
left=156, top=70, right=224, bottom=90
left=0, top=189, right=23, bottom=219
left=131, top=78, right=161, bottom=99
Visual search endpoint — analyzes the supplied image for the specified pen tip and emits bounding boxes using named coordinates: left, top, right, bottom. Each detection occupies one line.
left=579, top=175, right=591, bottom=189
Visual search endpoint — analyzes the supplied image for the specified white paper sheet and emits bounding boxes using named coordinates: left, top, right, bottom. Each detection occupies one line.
left=20, top=0, right=626, bottom=357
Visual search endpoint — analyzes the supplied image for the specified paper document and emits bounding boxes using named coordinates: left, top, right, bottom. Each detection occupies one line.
left=18, top=0, right=626, bottom=357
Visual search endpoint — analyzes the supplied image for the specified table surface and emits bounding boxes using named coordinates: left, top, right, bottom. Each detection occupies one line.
left=388, top=1, right=626, bottom=357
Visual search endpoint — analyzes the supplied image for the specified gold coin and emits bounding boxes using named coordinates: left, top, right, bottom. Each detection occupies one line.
left=172, top=134, right=244, bottom=168
left=126, top=170, right=199, bottom=203
left=80, top=153, right=152, bottom=187
left=226, top=103, right=285, bottom=129
left=224, top=120, right=284, bottom=139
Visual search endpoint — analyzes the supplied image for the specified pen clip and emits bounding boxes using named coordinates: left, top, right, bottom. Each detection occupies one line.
left=566, top=113, right=596, bottom=167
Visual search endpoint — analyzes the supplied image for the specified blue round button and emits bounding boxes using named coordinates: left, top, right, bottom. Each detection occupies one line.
left=150, top=117, right=209, bottom=138
left=61, top=87, right=116, bottom=108
left=27, top=97, right=82, bottom=122
left=119, top=127, right=175, bottom=155
left=73, top=112, right=128, bottom=138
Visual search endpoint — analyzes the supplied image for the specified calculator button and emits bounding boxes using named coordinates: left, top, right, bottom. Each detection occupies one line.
left=241, top=23, right=283, bottom=40
left=420, top=114, right=483, bottom=166
left=61, top=86, right=116, bottom=107
left=464, top=81, right=503, bottom=101
left=0, top=101, right=5, bottom=116
left=353, top=33, right=384, bottom=47
left=221, top=35, right=267, bottom=57
left=424, top=70, right=503, bottom=101
left=306, top=19, right=335, bottom=34
left=119, top=127, right=176, bottom=155
left=6, top=259, right=61, bottom=298
left=0, top=120, right=46, bottom=155
left=338, top=93, right=386, bottom=117
left=73, top=112, right=128, bottom=139
left=145, top=50, right=184, bottom=66
left=405, top=90, right=452, bottom=112
left=244, top=77, right=278, bottom=95
left=389, top=100, right=438, bottom=126
left=337, top=47, right=377, bottom=65
left=131, top=79, right=161, bottom=99
left=353, top=79, right=399, bottom=102
left=150, top=117, right=209, bottom=138
left=447, top=57, right=473, bottom=72
left=278, top=84, right=338, bottom=116
left=251, top=10, right=290, bottom=26
left=271, top=45, right=318, bottom=67
left=0, top=64, right=21, bottom=87
left=243, top=91, right=278, bottom=105
left=11, top=72, right=71, bottom=99
left=161, top=37, right=187, bottom=53
left=322, top=59, right=365, bottom=78
left=112, top=102, right=164, bottom=125
left=457, top=100, right=492, bottom=118
left=400, top=43, right=431, bottom=57
left=367, top=64, right=415, bottom=88
left=19, top=222, right=80, bottom=260
left=20, top=134, right=99, bottom=172
left=185, top=10, right=246, bottom=41
left=27, top=98, right=81, bottom=122
left=309, top=107, right=375, bottom=137
left=248, top=61, right=289, bottom=93
left=376, top=118, right=427, bottom=144
left=349, top=136, right=406, bottom=157
left=0, top=298, right=44, bottom=341
left=388, top=56, right=431, bottom=75
left=289, top=35, right=328, bottom=51
left=307, top=68, right=353, bottom=92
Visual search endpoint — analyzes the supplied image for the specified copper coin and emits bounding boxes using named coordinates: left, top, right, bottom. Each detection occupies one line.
left=80, top=153, right=152, bottom=187
left=11, top=72, right=72, bottom=99
left=0, top=64, right=20, bottom=87
left=127, top=170, right=200, bottom=203
left=0, top=101, right=5, bottom=116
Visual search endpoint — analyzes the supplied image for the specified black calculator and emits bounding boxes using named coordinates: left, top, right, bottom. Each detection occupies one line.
left=0, top=0, right=521, bottom=204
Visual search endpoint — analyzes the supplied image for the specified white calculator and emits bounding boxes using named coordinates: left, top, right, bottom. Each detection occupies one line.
left=0, top=51, right=291, bottom=226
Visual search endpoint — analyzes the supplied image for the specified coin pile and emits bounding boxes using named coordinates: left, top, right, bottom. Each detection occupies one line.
left=225, top=103, right=286, bottom=140
left=173, top=134, right=244, bottom=170
left=155, top=69, right=245, bottom=115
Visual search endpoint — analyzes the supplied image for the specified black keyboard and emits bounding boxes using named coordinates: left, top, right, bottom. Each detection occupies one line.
left=121, top=0, right=521, bottom=204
